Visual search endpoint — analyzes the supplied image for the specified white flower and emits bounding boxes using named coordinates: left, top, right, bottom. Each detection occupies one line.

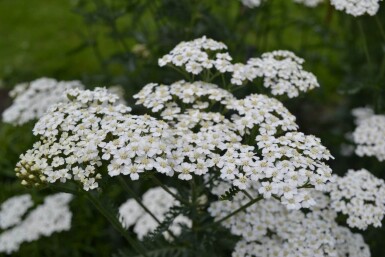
left=175, top=163, right=195, bottom=180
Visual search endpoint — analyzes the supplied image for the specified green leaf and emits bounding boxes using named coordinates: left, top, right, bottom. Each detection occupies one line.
left=219, top=186, right=240, bottom=201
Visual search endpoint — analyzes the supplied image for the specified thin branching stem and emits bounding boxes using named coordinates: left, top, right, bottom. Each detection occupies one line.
left=211, top=195, right=264, bottom=226
left=190, top=178, right=198, bottom=255
left=118, top=176, right=177, bottom=241
left=375, top=16, right=385, bottom=43
left=242, top=190, right=254, bottom=200
left=358, top=20, right=372, bottom=67
left=151, top=175, right=190, bottom=205
left=84, top=191, right=149, bottom=257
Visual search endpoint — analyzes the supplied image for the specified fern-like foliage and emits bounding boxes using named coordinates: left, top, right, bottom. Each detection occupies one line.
left=219, top=186, right=240, bottom=201
left=113, top=239, right=187, bottom=257
left=142, top=205, right=187, bottom=242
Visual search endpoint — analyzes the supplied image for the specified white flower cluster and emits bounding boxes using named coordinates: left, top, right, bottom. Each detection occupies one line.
left=0, top=193, right=73, bottom=254
left=119, top=187, right=191, bottom=240
left=0, top=194, right=33, bottom=229
left=159, top=38, right=319, bottom=98
left=134, top=79, right=332, bottom=209
left=158, top=36, right=233, bottom=75
left=240, top=0, right=381, bottom=15
left=330, top=0, right=381, bottom=16
left=134, top=80, right=235, bottom=115
left=227, top=93, right=298, bottom=135
left=328, top=169, right=385, bottom=230
left=232, top=225, right=369, bottom=257
left=15, top=88, right=183, bottom=190
left=353, top=114, right=385, bottom=161
left=2, top=78, right=84, bottom=125
left=235, top=50, right=319, bottom=98
left=240, top=0, right=324, bottom=8
left=209, top=182, right=370, bottom=257
left=352, top=106, right=374, bottom=125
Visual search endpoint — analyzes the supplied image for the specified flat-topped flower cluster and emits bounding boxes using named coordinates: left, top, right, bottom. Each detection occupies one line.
left=2, top=78, right=126, bottom=126
left=16, top=37, right=334, bottom=211
left=159, top=37, right=320, bottom=98
left=0, top=193, right=73, bottom=254
left=2, top=78, right=84, bottom=126
left=353, top=110, right=385, bottom=161
left=240, top=0, right=382, bottom=16
left=208, top=168, right=385, bottom=257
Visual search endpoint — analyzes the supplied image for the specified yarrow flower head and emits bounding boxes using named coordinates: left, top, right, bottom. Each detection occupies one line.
left=134, top=80, right=332, bottom=209
left=119, top=187, right=191, bottom=240
left=330, top=0, right=381, bottom=16
left=327, top=169, right=385, bottom=230
left=2, top=78, right=84, bottom=125
left=158, top=36, right=233, bottom=75
left=240, top=50, right=320, bottom=97
left=0, top=193, right=73, bottom=254
left=208, top=182, right=370, bottom=257
left=15, top=87, right=135, bottom=190
left=240, top=0, right=324, bottom=8
left=159, top=37, right=319, bottom=98
left=17, top=37, right=334, bottom=211
left=239, top=0, right=380, bottom=16
left=133, top=80, right=235, bottom=116
left=353, top=114, right=385, bottom=161
left=352, top=106, right=375, bottom=125
left=0, top=194, right=33, bottom=230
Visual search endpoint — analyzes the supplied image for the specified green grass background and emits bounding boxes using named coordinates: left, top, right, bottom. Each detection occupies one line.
left=0, top=0, right=100, bottom=85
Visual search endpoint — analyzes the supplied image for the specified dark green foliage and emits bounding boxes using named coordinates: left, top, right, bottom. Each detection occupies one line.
left=142, top=206, right=186, bottom=242
left=219, top=186, right=241, bottom=201
left=113, top=240, right=187, bottom=257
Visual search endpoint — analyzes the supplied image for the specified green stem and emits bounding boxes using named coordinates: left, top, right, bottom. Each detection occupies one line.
left=230, top=84, right=248, bottom=93
left=49, top=184, right=78, bottom=195
left=151, top=175, right=190, bottom=205
left=242, top=190, right=253, bottom=200
left=190, top=179, right=198, bottom=255
left=358, top=20, right=372, bottom=67
left=85, top=192, right=149, bottom=257
left=212, top=195, right=263, bottom=226
left=207, top=71, right=221, bottom=83
left=375, top=16, right=385, bottom=42
left=167, top=65, right=191, bottom=81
